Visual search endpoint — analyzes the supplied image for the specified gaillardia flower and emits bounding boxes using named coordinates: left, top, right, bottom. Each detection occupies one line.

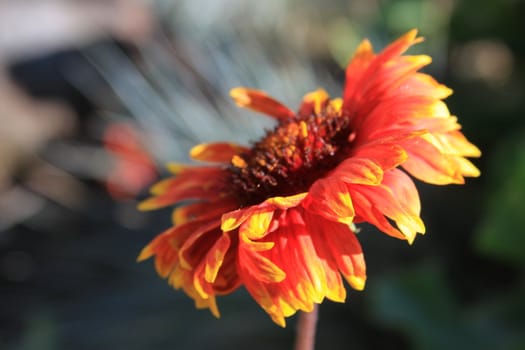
left=138, top=30, right=480, bottom=327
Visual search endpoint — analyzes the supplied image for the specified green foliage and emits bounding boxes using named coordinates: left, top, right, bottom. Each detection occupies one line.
left=476, top=131, right=525, bottom=265
left=368, top=265, right=525, bottom=350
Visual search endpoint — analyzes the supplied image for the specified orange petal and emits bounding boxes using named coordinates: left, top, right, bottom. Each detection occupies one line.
left=238, top=240, right=286, bottom=284
left=149, top=166, right=225, bottom=195
left=434, top=131, right=482, bottom=158
left=230, top=87, right=295, bottom=120
left=352, top=142, right=408, bottom=170
left=172, top=197, right=238, bottom=224
left=303, top=177, right=354, bottom=225
left=401, top=136, right=466, bottom=185
left=362, top=55, right=432, bottom=101
left=139, top=168, right=229, bottom=210
left=203, top=232, right=232, bottom=284
left=350, top=189, right=407, bottom=241
left=351, top=183, right=425, bottom=244
left=137, top=226, right=180, bottom=277
left=239, top=209, right=347, bottom=327
left=221, top=193, right=305, bottom=232
left=391, top=72, right=453, bottom=100
left=305, top=214, right=366, bottom=290
left=178, top=220, right=222, bottom=270
left=190, top=142, right=249, bottom=163
left=333, top=157, right=384, bottom=185
left=355, top=96, right=451, bottom=141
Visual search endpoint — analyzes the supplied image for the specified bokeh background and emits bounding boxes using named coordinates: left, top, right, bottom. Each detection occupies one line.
left=1, top=0, right=523, bottom=349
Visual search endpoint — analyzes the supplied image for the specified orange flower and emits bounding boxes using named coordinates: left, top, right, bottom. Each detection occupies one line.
left=138, top=30, right=480, bottom=327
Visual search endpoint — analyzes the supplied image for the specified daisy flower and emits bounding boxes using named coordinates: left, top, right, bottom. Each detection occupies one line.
left=137, top=29, right=480, bottom=327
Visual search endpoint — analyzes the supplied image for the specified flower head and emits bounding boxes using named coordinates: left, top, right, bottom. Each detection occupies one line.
left=138, top=30, right=480, bottom=327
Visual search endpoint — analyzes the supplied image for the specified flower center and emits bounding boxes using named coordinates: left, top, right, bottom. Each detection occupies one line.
left=229, top=106, right=354, bottom=207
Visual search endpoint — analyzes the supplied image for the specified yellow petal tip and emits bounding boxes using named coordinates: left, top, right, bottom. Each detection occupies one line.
left=137, top=199, right=156, bottom=211
left=230, top=87, right=250, bottom=106
left=348, top=275, right=366, bottom=291
left=137, top=246, right=153, bottom=262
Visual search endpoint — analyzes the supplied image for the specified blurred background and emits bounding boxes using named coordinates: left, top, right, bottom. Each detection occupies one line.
left=0, top=0, right=523, bottom=349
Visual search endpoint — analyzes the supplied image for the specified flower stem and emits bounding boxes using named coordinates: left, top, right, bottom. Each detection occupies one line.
left=294, top=304, right=319, bottom=350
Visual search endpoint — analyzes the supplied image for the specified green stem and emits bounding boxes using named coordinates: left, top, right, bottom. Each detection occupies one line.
left=293, top=304, right=319, bottom=350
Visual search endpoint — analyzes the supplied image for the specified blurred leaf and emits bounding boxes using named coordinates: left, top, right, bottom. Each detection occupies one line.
left=8, top=310, right=58, bottom=350
left=368, top=264, right=525, bottom=350
left=476, top=130, right=525, bottom=265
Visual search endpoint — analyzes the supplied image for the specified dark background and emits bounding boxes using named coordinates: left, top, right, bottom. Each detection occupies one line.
left=1, top=0, right=524, bottom=349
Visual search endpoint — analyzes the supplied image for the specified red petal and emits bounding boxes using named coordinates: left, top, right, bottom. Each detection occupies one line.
left=343, top=39, right=376, bottom=106
left=230, top=87, right=295, bottom=120
left=344, top=30, right=429, bottom=120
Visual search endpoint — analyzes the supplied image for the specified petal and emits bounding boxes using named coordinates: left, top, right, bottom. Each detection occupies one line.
left=171, top=197, right=238, bottom=224
left=178, top=220, right=222, bottom=270
left=390, top=72, right=453, bottom=100
left=343, top=39, right=376, bottom=105
left=221, top=193, right=305, bottom=232
left=304, top=213, right=366, bottom=290
left=298, top=89, right=330, bottom=117
left=350, top=182, right=425, bottom=244
left=149, top=166, right=225, bottom=195
left=238, top=208, right=348, bottom=327
left=138, top=217, right=220, bottom=277
left=303, top=177, right=354, bottom=225
left=350, top=189, right=406, bottom=241
left=137, top=227, right=179, bottom=277
left=238, top=232, right=286, bottom=284
left=434, top=130, right=482, bottom=158
left=373, top=29, right=422, bottom=67
left=166, top=162, right=187, bottom=174
left=332, top=157, right=385, bottom=185
left=355, top=96, right=452, bottom=141
left=204, top=233, right=232, bottom=284
left=139, top=168, right=229, bottom=210
left=230, top=87, right=295, bottom=120
left=344, top=30, right=428, bottom=118
left=239, top=210, right=275, bottom=240
left=351, top=142, right=408, bottom=170
left=382, top=168, right=421, bottom=216
left=401, top=136, right=467, bottom=185
left=190, top=142, right=249, bottom=163
left=168, top=264, right=221, bottom=318
left=265, top=193, right=308, bottom=209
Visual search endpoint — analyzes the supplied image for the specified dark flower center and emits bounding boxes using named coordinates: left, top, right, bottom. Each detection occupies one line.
left=229, top=106, right=354, bottom=207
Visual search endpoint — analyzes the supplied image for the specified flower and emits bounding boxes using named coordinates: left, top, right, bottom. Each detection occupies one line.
left=137, top=29, right=481, bottom=327
left=103, top=122, right=157, bottom=200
